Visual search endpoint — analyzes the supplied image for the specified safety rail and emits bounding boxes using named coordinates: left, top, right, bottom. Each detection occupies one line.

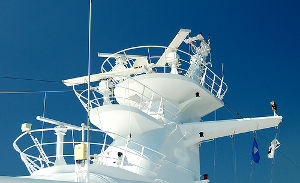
left=73, top=76, right=180, bottom=122
left=100, top=45, right=228, bottom=99
left=13, top=126, right=167, bottom=176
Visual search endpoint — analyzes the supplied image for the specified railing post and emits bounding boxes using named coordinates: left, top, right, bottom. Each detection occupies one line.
left=147, top=93, right=154, bottom=113
left=141, top=146, right=145, bottom=156
left=121, top=136, right=130, bottom=167
left=211, top=75, right=216, bottom=93
left=28, top=133, right=50, bottom=167
left=200, top=67, right=207, bottom=86
left=217, top=77, right=224, bottom=99
left=101, top=133, right=107, bottom=154
left=157, top=97, right=163, bottom=119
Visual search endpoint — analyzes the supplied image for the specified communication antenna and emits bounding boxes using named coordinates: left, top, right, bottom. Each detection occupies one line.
left=221, top=63, right=224, bottom=79
left=74, top=0, right=93, bottom=182
left=86, top=0, right=92, bottom=181
left=87, top=0, right=92, bottom=142
left=208, top=33, right=212, bottom=66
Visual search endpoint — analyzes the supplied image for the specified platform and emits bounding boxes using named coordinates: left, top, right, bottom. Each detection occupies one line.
left=115, top=73, right=224, bottom=123
left=90, top=104, right=164, bottom=138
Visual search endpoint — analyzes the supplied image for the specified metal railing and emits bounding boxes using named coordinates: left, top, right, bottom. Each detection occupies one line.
left=73, top=76, right=180, bottom=122
left=13, top=127, right=167, bottom=176
left=100, top=45, right=228, bottom=99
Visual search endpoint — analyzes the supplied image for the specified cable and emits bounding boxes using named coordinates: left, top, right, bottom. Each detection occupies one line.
left=213, top=111, right=217, bottom=183
left=0, top=90, right=74, bottom=94
left=269, top=127, right=280, bottom=183
left=258, top=133, right=300, bottom=171
left=249, top=132, right=258, bottom=183
left=231, top=135, right=237, bottom=183
left=277, top=149, right=300, bottom=170
left=249, top=161, right=254, bottom=183
left=213, top=138, right=217, bottom=183
left=0, top=76, right=61, bottom=83
left=41, top=92, right=47, bottom=144
left=223, top=101, right=244, bottom=119
left=222, top=100, right=296, bottom=182
left=269, top=158, right=275, bottom=183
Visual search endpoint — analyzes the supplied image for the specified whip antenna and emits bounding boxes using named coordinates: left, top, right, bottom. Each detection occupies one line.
left=74, top=0, right=92, bottom=182
left=87, top=0, right=92, bottom=181
left=208, top=33, right=212, bottom=65
left=87, top=0, right=92, bottom=141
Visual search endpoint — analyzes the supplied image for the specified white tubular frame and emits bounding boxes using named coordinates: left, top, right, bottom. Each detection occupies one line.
left=100, top=45, right=228, bottom=100
left=73, top=75, right=180, bottom=122
left=13, top=126, right=194, bottom=176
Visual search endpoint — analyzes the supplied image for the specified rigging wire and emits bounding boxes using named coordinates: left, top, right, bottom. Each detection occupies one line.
left=40, top=92, right=47, bottom=144
left=277, top=148, right=300, bottom=170
left=249, top=131, right=257, bottom=183
left=0, top=90, right=74, bottom=94
left=213, top=102, right=244, bottom=182
left=72, top=129, right=75, bottom=150
left=258, top=132, right=300, bottom=171
left=87, top=0, right=92, bottom=130
left=213, top=111, right=217, bottom=183
left=0, top=76, right=61, bottom=83
left=221, top=101, right=243, bottom=183
left=249, top=161, right=254, bottom=183
left=147, top=47, right=152, bottom=64
left=86, top=1, right=93, bottom=178
left=223, top=101, right=244, bottom=119
left=42, top=92, right=47, bottom=118
left=269, top=127, right=280, bottom=183
left=231, top=134, right=237, bottom=183
left=221, top=101, right=297, bottom=182
left=269, top=157, right=275, bottom=183
left=220, top=98, right=294, bottom=183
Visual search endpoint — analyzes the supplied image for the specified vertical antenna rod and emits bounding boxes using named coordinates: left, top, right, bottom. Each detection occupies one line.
left=87, top=0, right=92, bottom=137
left=87, top=0, right=92, bottom=182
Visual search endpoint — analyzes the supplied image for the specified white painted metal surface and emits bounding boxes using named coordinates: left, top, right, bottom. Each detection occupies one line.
left=179, top=116, right=283, bottom=146
left=156, top=29, right=191, bottom=66
left=90, top=105, right=164, bottom=138
left=7, top=29, right=283, bottom=183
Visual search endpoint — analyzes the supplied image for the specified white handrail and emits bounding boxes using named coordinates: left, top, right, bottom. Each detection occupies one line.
left=13, top=127, right=167, bottom=176
left=73, top=75, right=180, bottom=122
left=99, top=45, right=228, bottom=100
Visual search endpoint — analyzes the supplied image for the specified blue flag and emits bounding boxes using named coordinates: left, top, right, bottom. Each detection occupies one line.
left=252, top=138, right=260, bottom=163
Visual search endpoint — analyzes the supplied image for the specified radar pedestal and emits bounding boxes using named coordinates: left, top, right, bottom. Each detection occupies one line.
left=54, top=126, right=67, bottom=166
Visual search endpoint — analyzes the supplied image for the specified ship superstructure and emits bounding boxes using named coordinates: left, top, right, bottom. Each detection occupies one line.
left=11, top=29, right=282, bottom=183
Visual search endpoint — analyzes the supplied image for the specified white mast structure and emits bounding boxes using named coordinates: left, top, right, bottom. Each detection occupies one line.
left=10, top=29, right=283, bottom=183
left=74, top=0, right=92, bottom=182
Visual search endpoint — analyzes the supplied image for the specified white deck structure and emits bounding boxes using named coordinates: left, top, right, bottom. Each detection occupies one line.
left=9, top=29, right=282, bottom=183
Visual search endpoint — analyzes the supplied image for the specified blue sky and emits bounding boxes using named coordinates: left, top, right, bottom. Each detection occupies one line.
left=0, top=0, right=299, bottom=182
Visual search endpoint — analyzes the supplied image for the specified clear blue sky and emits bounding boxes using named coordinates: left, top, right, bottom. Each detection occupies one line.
left=0, top=0, right=299, bottom=182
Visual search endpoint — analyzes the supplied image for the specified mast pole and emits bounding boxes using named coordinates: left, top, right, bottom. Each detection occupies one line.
left=87, top=0, right=92, bottom=182
left=87, top=0, right=92, bottom=138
